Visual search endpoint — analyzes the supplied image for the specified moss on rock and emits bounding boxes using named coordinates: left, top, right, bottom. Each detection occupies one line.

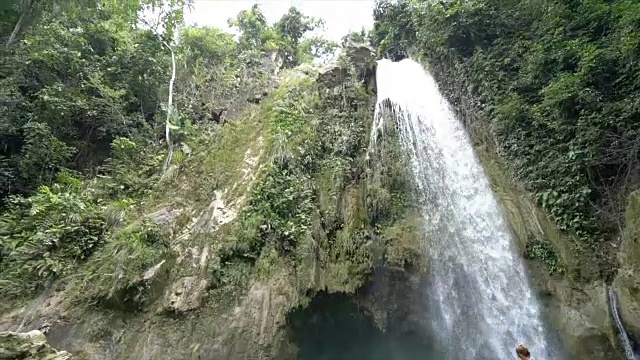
left=0, top=46, right=426, bottom=360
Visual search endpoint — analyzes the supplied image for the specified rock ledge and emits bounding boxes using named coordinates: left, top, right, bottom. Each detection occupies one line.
left=0, top=330, right=71, bottom=359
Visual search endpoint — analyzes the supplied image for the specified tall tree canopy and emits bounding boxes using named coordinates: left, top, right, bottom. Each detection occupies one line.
left=0, top=1, right=336, bottom=299
left=229, top=4, right=337, bottom=67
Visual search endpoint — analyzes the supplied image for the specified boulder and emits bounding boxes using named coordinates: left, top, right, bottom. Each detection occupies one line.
left=140, top=260, right=166, bottom=283
left=344, top=42, right=377, bottom=93
left=0, top=330, right=71, bottom=359
left=344, top=41, right=376, bottom=68
left=160, top=276, right=209, bottom=314
left=148, top=207, right=182, bottom=227
left=317, top=62, right=348, bottom=94
left=316, top=42, right=378, bottom=96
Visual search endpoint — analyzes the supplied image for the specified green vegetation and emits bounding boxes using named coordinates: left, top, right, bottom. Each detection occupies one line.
left=229, top=5, right=337, bottom=68
left=0, top=0, right=419, bottom=329
left=0, top=0, right=339, bottom=305
left=0, top=175, right=108, bottom=298
left=212, top=57, right=421, bottom=297
left=373, top=0, right=640, bottom=282
left=74, top=219, right=172, bottom=310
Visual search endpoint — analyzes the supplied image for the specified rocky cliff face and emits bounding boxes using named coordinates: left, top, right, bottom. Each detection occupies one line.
left=613, top=190, right=640, bottom=339
left=7, top=38, right=628, bottom=360
left=0, top=44, right=429, bottom=360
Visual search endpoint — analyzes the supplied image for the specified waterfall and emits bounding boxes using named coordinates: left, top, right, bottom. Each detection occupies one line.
left=607, top=286, right=638, bottom=360
left=371, top=58, right=553, bottom=360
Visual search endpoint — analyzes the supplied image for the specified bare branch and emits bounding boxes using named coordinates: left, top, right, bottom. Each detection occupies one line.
left=161, top=44, right=176, bottom=176
left=139, top=17, right=178, bottom=178
left=6, top=0, right=33, bottom=47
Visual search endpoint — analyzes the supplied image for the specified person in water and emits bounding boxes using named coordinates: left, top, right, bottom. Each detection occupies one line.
left=516, top=344, right=532, bottom=360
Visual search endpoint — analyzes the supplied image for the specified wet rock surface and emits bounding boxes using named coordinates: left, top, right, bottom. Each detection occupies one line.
left=160, top=276, right=209, bottom=314
left=0, top=330, right=72, bottom=360
left=613, top=190, right=640, bottom=341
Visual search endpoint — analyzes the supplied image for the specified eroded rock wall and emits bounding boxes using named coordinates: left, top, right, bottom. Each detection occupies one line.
left=0, top=44, right=427, bottom=360
left=613, top=190, right=640, bottom=339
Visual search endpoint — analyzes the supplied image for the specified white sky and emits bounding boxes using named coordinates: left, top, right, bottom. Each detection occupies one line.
left=183, top=0, right=375, bottom=42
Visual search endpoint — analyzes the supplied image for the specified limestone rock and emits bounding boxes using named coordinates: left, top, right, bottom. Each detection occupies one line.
left=141, top=260, right=166, bottom=283
left=206, top=279, right=297, bottom=360
left=553, top=282, right=617, bottom=359
left=613, top=190, right=640, bottom=337
left=160, top=276, right=208, bottom=314
left=316, top=62, right=348, bottom=93
left=0, top=330, right=71, bottom=359
left=148, top=207, right=182, bottom=227
left=344, top=41, right=376, bottom=68
left=262, top=50, right=284, bottom=76
left=317, top=42, right=377, bottom=94
left=525, top=256, right=619, bottom=358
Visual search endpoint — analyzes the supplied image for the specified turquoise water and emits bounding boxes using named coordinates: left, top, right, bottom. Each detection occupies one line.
left=288, top=292, right=438, bottom=360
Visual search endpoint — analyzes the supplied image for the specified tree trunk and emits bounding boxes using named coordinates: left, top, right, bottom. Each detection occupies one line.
left=161, top=41, right=176, bottom=176
left=6, top=0, right=33, bottom=47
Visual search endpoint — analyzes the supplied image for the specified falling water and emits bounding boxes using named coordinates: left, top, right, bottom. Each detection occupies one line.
left=371, top=58, right=552, bottom=360
left=607, top=286, right=638, bottom=360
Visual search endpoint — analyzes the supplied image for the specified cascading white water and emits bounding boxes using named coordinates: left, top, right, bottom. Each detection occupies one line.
left=371, top=58, right=553, bottom=359
left=607, top=286, right=638, bottom=360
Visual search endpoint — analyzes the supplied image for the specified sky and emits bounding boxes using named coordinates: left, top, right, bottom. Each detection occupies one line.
left=183, top=0, right=375, bottom=42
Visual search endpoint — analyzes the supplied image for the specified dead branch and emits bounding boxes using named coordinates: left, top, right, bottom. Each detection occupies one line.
left=587, top=130, right=640, bottom=233
left=6, top=0, right=33, bottom=47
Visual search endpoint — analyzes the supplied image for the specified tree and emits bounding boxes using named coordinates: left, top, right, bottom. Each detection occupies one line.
left=174, top=26, right=239, bottom=123
left=228, top=4, right=270, bottom=53
left=229, top=5, right=330, bottom=68
left=0, top=0, right=188, bottom=199
left=4, top=0, right=32, bottom=47
left=273, top=7, right=325, bottom=67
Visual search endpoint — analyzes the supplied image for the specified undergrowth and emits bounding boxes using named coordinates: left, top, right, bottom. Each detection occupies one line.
left=71, top=220, right=172, bottom=310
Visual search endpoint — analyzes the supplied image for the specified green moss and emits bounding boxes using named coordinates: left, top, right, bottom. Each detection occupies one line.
left=173, top=107, right=266, bottom=205
left=524, top=240, right=563, bottom=275
left=207, top=57, right=424, bottom=301
left=316, top=157, right=349, bottom=229
left=71, top=220, right=173, bottom=310
left=382, top=209, right=424, bottom=272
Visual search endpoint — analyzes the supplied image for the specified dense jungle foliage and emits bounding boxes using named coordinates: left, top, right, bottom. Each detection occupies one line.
left=0, top=0, right=338, bottom=301
left=372, top=0, right=640, bottom=281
